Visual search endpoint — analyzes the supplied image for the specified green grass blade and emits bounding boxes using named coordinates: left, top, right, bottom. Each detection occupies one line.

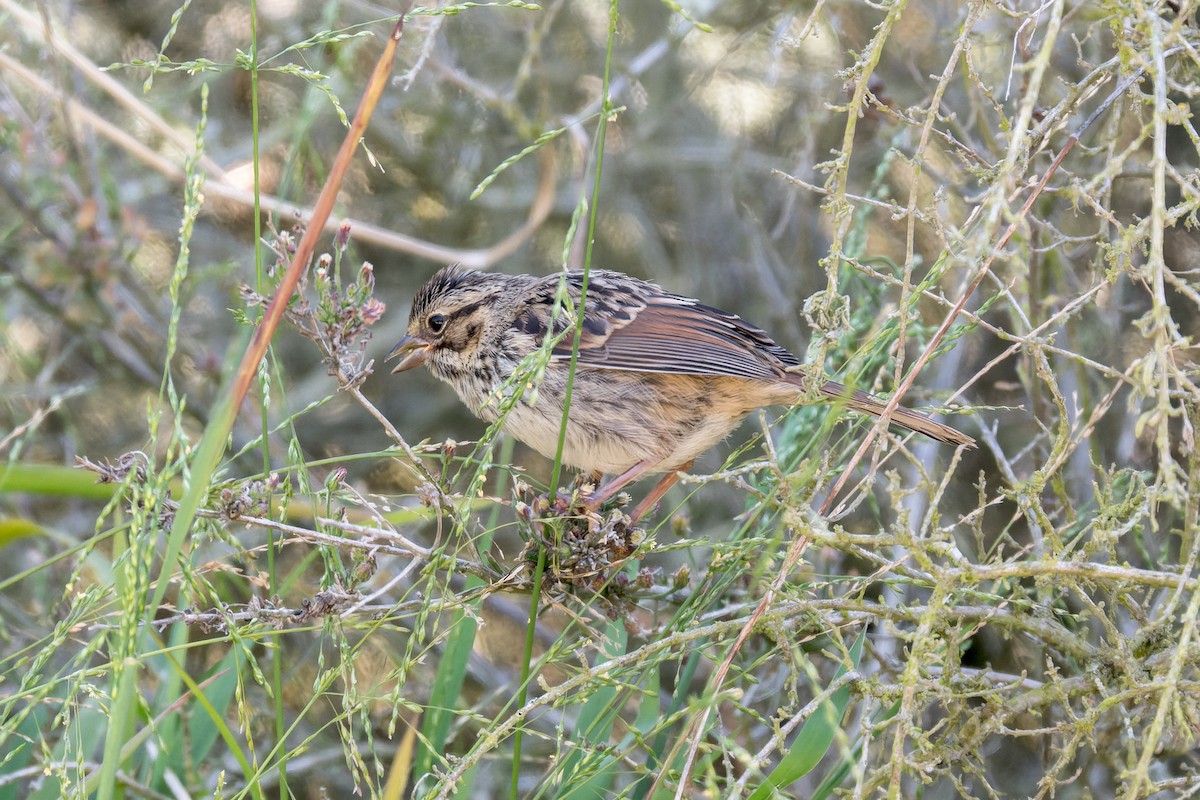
left=546, top=622, right=627, bottom=797
left=747, top=630, right=864, bottom=799
left=0, top=463, right=119, bottom=500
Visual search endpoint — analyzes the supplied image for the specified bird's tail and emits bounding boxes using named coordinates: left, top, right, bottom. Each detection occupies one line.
left=819, top=380, right=974, bottom=448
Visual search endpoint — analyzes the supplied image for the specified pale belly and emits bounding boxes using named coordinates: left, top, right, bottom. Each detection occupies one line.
left=454, top=368, right=792, bottom=475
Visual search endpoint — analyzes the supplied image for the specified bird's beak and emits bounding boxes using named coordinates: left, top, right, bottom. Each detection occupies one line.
left=386, top=335, right=431, bottom=373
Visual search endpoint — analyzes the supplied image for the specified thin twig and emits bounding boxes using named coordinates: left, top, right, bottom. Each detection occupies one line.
left=819, top=62, right=1148, bottom=517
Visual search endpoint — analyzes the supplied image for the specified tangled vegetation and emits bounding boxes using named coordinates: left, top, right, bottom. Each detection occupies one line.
left=2, top=1, right=1199, bottom=798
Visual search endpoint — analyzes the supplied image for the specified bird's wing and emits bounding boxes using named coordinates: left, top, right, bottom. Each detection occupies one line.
left=536, top=271, right=801, bottom=381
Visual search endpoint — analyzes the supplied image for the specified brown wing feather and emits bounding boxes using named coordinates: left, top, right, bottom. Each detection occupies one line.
left=572, top=301, right=797, bottom=379
left=525, top=270, right=973, bottom=447
left=547, top=271, right=799, bottom=380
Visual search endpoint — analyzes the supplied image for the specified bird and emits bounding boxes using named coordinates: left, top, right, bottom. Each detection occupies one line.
left=388, top=266, right=973, bottom=520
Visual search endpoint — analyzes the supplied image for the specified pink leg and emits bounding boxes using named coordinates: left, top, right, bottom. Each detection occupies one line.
left=588, top=459, right=659, bottom=507
left=628, top=460, right=693, bottom=522
left=585, top=459, right=694, bottom=522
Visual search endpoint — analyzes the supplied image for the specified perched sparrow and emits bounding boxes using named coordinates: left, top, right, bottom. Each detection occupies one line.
left=389, top=267, right=973, bottom=518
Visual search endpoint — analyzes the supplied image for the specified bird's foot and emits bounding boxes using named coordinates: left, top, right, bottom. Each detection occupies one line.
left=513, top=479, right=630, bottom=526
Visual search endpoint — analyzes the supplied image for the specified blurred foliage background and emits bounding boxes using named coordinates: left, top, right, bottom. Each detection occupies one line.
left=2, top=0, right=1200, bottom=798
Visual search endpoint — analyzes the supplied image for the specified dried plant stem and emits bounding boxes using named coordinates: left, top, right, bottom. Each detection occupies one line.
left=0, top=14, right=556, bottom=266
left=820, top=44, right=1144, bottom=517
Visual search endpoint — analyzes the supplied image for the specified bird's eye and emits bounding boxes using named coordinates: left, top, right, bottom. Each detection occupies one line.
left=427, top=313, right=448, bottom=334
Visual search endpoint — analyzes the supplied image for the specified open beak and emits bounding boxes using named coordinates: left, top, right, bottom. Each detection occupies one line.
left=386, top=335, right=431, bottom=373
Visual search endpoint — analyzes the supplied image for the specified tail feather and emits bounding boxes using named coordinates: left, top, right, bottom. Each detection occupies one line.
left=819, top=380, right=974, bottom=448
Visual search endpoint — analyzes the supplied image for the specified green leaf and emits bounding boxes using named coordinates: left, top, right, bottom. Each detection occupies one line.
left=0, top=517, right=43, bottom=547
left=747, top=630, right=864, bottom=799
left=549, top=622, right=628, bottom=797
left=0, top=463, right=119, bottom=500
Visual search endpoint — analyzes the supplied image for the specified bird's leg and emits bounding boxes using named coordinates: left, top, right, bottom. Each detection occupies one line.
left=584, top=459, right=693, bottom=522
left=628, top=459, right=693, bottom=522
left=587, top=459, right=659, bottom=507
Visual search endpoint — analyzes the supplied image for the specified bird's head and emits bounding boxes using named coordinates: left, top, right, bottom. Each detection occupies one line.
left=387, top=266, right=514, bottom=383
